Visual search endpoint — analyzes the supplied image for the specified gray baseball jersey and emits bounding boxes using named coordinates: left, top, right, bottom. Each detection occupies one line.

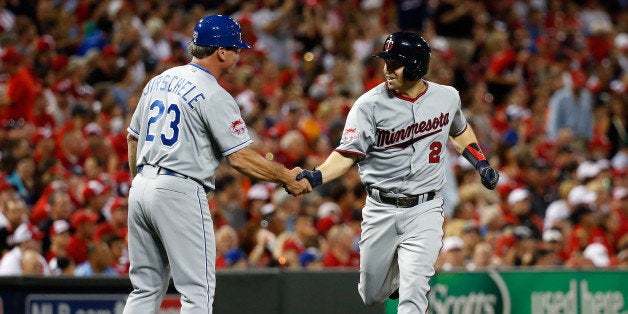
left=336, top=81, right=467, bottom=193
left=128, top=63, right=253, bottom=191
left=337, top=81, right=466, bottom=314
left=124, top=63, right=251, bottom=313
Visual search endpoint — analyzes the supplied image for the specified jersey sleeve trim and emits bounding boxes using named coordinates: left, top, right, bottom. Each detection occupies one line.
left=127, top=126, right=140, bottom=138
left=334, top=149, right=366, bottom=157
left=451, top=123, right=468, bottom=137
left=222, top=139, right=253, bottom=156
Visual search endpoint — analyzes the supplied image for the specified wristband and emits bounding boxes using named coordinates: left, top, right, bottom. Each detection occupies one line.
left=462, top=143, right=487, bottom=170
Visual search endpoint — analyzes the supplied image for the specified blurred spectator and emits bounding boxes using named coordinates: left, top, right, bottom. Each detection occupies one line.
left=32, top=187, right=74, bottom=244
left=544, top=180, right=578, bottom=231
left=46, top=220, right=71, bottom=275
left=503, top=225, right=539, bottom=267
left=582, top=242, right=612, bottom=268
left=321, top=224, right=359, bottom=268
left=66, top=209, right=98, bottom=264
left=566, top=205, right=610, bottom=257
left=540, top=229, right=568, bottom=266
left=73, top=241, right=118, bottom=276
left=215, top=225, right=248, bottom=269
left=546, top=70, right=594, bottom=143
left=437, top=236, right=466, bottom=271
left=0, top=198, right=27, bottom=254
left=523, top=159, right=559, bottom=218
left=94, top=197, right=127, bottom=241
left=0, top=47, right=40, bottom=125
left=6, top=156, right=36, bottom=204
left=104, top=234, right=128, bottom=274
left=245, top=182, right=272, bottom=223
left=503, top=188, right=543, bottom=239
left=80, top=179, right=111, bottom=222
left=277, top=213, right=317, bottom=269
left=433, top=0, right=478, bottom=66
left=251, top=0, right=297, bottom=68
left=0, top=223, right=50, bottom=275
left=214, top=174, right=247, bottom=232
left=466, top=241, right=495, bottom=270
left=21, top=249, right=44, bottom=275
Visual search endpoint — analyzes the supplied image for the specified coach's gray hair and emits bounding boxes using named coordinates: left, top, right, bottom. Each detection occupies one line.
left=188, top=42, right=219, bottom=59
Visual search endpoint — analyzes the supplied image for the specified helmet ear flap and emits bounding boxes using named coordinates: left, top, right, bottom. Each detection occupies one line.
left=403, top=58, right=426, bottom=81
left=403, top=60, right=421, bottom=81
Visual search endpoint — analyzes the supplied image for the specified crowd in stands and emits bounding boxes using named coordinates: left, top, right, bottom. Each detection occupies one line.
left=0, top=0, right=626, bottom=276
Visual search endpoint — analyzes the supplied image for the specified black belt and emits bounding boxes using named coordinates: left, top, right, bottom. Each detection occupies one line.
left=366, top=187, right=435, bottom=208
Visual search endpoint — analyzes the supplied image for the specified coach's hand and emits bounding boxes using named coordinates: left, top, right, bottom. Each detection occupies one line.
left=476, top=161, right=499, bottom=190
left=284, top=167, right=313, bottom=196
left=296, top=169, right=322, bottom=188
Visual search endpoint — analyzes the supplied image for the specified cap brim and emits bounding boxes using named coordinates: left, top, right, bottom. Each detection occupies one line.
left=373, top=51, right=404, bottom=63
left=235, top=41, right=251, bottom=49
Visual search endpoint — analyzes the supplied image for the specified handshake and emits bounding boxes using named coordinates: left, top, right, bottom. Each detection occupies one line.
left=284, top=168, right=323, bottom=196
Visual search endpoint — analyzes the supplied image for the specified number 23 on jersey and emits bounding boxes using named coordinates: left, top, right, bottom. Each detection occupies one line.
left=146, top=99, right=181, bottom=146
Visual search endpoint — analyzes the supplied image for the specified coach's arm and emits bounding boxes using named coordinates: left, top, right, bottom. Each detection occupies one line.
left=227, top=147, right=311, bottom=195
left=127, top=133, right=138, bottom=178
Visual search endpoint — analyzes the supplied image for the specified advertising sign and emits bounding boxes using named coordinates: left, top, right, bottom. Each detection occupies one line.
left=385, top=270, right=628, bottom=314
left=26, top=294, right=181, bottom=314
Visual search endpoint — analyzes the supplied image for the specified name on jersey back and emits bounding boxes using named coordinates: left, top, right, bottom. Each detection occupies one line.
left=143, top=74, right=205, bottom=109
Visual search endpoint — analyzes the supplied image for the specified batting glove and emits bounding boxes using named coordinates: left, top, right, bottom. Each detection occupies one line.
left=296, top=169, right=323, bottom=188
left=476, top=160, right=499, bottom=190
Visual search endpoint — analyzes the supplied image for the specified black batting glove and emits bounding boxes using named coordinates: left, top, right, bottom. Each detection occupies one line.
left=296, top=169, right=323, bottom=188
left=476, top=160, right=499, bottom=190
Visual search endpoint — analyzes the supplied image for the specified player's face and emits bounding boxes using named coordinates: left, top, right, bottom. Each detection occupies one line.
left=383, top=59, right=406, bottom=90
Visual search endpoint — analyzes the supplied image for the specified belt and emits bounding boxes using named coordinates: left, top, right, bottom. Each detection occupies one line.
left=137, top=164, right=210, bottom=194
left=366, top=187, right=435, bottom=208
left=137, top=165, right=189, bottom=179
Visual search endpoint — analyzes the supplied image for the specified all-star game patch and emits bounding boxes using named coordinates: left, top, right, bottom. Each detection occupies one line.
left=229, top=119, right=247, bottom=135
left=341, top=128, right=359, bottom=143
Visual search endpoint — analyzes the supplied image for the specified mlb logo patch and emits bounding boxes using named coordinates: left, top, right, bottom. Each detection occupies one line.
left=341, top=128, right=359, bottom=143
left=230, top=119, right=247, bottom=135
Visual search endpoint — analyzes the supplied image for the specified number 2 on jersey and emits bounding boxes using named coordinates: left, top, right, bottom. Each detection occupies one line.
left=429, top=142, right=442, bottom=163
left=146, top=100, right=181, bottom=146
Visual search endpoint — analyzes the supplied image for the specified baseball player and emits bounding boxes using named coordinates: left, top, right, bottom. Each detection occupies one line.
left=298, top=32, right=499, bottom=313
left=124, top=15, right=310, bottom=314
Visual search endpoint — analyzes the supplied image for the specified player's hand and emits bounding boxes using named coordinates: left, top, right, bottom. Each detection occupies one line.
left=284, top=167, right=312, bottom=196
left=296, top=169, right=322, bottom=188
left=476, top=161, right=499, bottom=190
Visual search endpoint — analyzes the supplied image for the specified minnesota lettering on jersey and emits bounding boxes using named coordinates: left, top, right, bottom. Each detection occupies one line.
left=143, top=74, right=205, bottom=109
left=376, top=112, right=449, bottom=149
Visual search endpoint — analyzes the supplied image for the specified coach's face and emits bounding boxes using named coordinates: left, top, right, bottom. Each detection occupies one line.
left=383, top=59, right=406, bottom=91
left=221, top=47, right=242, bottom=72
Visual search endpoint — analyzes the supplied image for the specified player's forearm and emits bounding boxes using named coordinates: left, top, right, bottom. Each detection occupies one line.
left=316, top=151, right=357, bottom=184
left=127, top=134, right=138, bottom=177
left=450, top=126, right=479, bottom=154
left=227, top=147, right=294, bottom=185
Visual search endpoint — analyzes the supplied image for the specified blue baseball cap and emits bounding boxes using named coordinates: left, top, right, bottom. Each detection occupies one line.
left=192, top=15, right=251, bottom=49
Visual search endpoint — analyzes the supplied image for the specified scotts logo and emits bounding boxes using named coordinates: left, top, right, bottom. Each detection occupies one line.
left=385, top=39, right=394, bottom=51
left=341, top=128, right=359, bottom=143
left=428, top=271, right=510, bottom=314
left=229, top=119, right=247, bottom=135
